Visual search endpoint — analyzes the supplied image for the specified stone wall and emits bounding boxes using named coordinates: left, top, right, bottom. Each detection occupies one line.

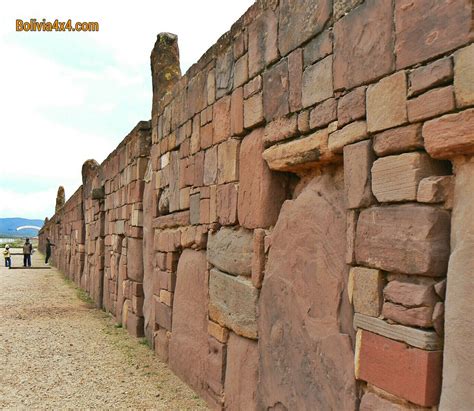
left=39, top=0, right=474, bottom=409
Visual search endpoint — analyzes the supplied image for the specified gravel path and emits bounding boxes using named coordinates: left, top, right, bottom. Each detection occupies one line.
left=0, top=249, right=208, bottom=409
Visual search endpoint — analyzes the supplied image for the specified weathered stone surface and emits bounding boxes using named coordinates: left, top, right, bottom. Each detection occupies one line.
left=278, top=0, right=332, bottom=57
left=408, top=58, right=453, bottom=97
left=258, top=171, right=357, bottom=410
left=395, top=0, right=473, bottom=69
left=248, top=10, right=278, bottom=77
left=344, top=140, right=375, bottom=209
left=333, top=0, right=364, bottom=20
left=432, top=302, right=444, bottom=337
left=407, top=86, right=455, bottom=122
left=217, top=139, right=240, bottom=184
left=355, top=205, right=450, bottom=276
left=338, top=86, right=366, bottom=128
left=423, top=108, right=474, bottom=159
left=288, top=49, right=302, bottom=112
left=208, top=320, right=229, bottom=344
left=373, top=124, right=423, bottom=157
left=206, top=337, right=226, bottom=396
left=346, top=210, right=358, bottom=264
left=230, top=87, right=244, bottom=136
left=216, top=183, right=238, bottom=226
left=263, top=129, right=341, bottom=172
left=367, top=71, right=407, bottom=133
left=251, top=229, right=265, bottom=289
left=371, top=152, right=450, bottom=203
left=215, top=47, right=233, bottom=99
left=417, top=175, right=453, bottom=204
left=203, top=145, right=217, bottom=186
left=309, top=98, right=337, bottom=130
left=440, top=157, right=474, bottom=409
left=357, top=330, right=443, bottom=406
left=239, top=129, right=287, bottom=229
left=213, top=96, right=231, bottom=144
left=328, top=120, right=367, bottom=153
left=263, top=115, right=298, bottom=146
left=169, top=250, right=208, bottom=395
left=359, top=391, right=422, bottom=411
left=382, top=302, right=433, bottom=328
left=233, top=54, right=248, bottom=89
left=303, top=30, right=332, bottom=67
left=263, top=59, right=289, bottom=121
left=354, top=313, right=442, bottom=350
left=334, top=0, right=394, bottom=90
left=454, top=43, right=474, bottom=108
left=127, top=238, right=143, bottom=281
left=384, top=281, right=438, bottom=308
left=302, top=56, right=333, bottom=108
left=224, top=333, right=258, bottom=411
left=209, top=268, right=258, bottom=339
left=207, top=227, right=253, bottom=276
left=154, top=328, right=170, bottom=362
left=350, top=267, right=384, bottom=317
left=244, top=92, right=264, bottom=129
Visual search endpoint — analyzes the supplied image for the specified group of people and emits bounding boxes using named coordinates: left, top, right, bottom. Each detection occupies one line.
left=2, top=238, right=55, bottom=268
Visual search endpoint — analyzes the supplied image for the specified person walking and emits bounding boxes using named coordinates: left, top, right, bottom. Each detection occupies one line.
left=45, top=238, right=55, bottom=264
left=3, top=245, right=11, bottom=268
left=23, top=238, right=33, bottom=267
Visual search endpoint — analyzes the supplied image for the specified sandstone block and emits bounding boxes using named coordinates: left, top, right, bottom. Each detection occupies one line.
left=371, top=152, right=450, bottom=203
left=263, top=129, right=340, bottom=172
left=303, top=30, right=332, bottom=67
left=251, top=229, right=265, bottom=289
left=355, top=205, right=450, bottom=276
left=288, top=48, right=303, bottom=112
left=384, top=281, right=438, bottom=309
left=208, top=321, right=229, bottom=344
left=190, top=193, right=200, bottom=226
left=159, top=289, right=173, bottom=307
left=334, top=0, right=394, bottom=90
left=216, top=183, right=238, bottom=226
left=263, top=59, right=289, bottom=121
left=395, top=0, right=473, bottom=69
left=169, top=250, right=208, bottom=395
left=224, top=333, right=258, bottom=411
left=127, top=238, right=143, bottom=281
left=154, top=328, right=170, bottom=362
left=263, top=115, right=298, bottom=146
left=343, top=140, right=375, bottom=209
left=407, top=86, right=455, bottom=123
left=248, top=10, right=278, bottom=76
left=338, top=86, right=366, bottom=128
left=244, top=93, right=264, bottom=129
left=349, top=267, right=384, bottom=317
left=309, top=98, right=337, bottom=130
left=278, top=0, right=331, bottom=57
left=357, top=330, right=442, bottom=406
left=258, top=172, right=357, bottom=409
left=209, top=268, right=258, bottom=339
left=346, top=210, right=358, bottom=264
left=382, top=302, right=433, bottom=328
left=199, top=198, right=210, bottom=224
left=238, top=128, right=287, bottom=229
left=216, top=48, right=233, bottom=99
left=217, top=139, right=240, bottom=184
left=230, top=87, right=244, bottom=137
left=243, top=75, right=262, bottom=99
left=423, top=108, right=474, bottom=159
left=126, top=311, right=144, bottom=338
left=200, top=123, right=213, bottom=149
left=359, top=392, right=418, bottom=411
left=301, top=56, right=333, bottom=108
left=233, top=54, right=248, bottom=88
left=408, top=58, right=453, bottom=97
left=203, top=145, right=217, bottom=186
left=454, top=43, right=474, bottom=108
left=432, top=302, right=444, bottom=337
left=373, top=124, right=423, bottom=157
left=354, top=313, right=442, bottom=350
left=213, top=96, right=231, bottom=144
left=155, top=300, right=172, bottom=331
left=328, top=120, right=367, bottom=153
left=417, top=176, right=453, bottom=204
left=206, top=337, right=226, bottom=395
left=367, top=71, right=408, bottom=133
left=207, top=227, right=253, bottom=276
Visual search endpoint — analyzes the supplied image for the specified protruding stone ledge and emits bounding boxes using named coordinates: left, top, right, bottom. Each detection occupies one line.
left=152, top=211, right=190, bottom=229
left=262, top=128, right=341, bottom=172
left=354, top=313, right=442, bottom=350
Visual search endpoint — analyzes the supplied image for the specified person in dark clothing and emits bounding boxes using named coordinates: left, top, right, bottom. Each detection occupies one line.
left=45, top=238, right=55, bottom=264
left=23, top=238, right=33, bottom=267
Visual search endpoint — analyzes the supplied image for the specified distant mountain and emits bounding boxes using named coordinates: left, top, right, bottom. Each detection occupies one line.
left=0, top=218, right=44, bottom=238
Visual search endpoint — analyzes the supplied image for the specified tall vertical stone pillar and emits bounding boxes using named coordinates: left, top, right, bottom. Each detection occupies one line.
left=440, top=157, right=474, bottom=409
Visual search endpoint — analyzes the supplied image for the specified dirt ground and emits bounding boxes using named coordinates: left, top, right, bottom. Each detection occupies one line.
left=0, top=249, right=208, bottom=409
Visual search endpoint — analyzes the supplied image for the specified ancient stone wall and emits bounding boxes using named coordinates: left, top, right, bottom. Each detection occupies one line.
left=39, top=0, right=474, bottom=409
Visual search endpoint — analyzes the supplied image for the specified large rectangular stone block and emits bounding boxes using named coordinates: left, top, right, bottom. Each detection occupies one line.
left=263, top=59, right=289, bottom=121
left=372, top=124, right=423, bottom=157
left=454, top=43, right=474, bottom=108
left=349, top=267, right=383, bottom=317
left=302, top=56, right=333, bottom=108
left=407, top=86, right=455, bottom=123
left=209, top=268, right=258, bottom=339
left=207, top=227, right=253, bottom=276
left=423, top=108, right=474, bottom=159
left=356, top=330, right=442, bottom=406
left=248, top=10, right=278, bottom=77
left=408, top=57, right=453, bottom=97
left=355, top=205, right=450, bottom=276
left=371, top=152, right=449, bottom=203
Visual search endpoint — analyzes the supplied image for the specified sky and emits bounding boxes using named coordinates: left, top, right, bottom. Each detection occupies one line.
left=0, top=0, right=254, bottom=220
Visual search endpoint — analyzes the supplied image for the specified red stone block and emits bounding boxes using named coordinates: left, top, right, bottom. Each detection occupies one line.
left=408, top=58, right=453, bottom=97
left=213, top=96, right=231, bottom=144
left=407, top=86, right=455, bottom=123
left=200, top=123, right=213, bottom=150
left=288, top=48, right=303, bottom=112
left=243, top=75, right=262, bottom=99
left=357, top=330, right=442, bottom=407
left=248, top=10, right=278, bottom=76
left=263, top=59, right=289, bottom=122
left=395, top=0, right=473, bottom=69
left=334, top=0, right=394, bottom=90
left=231, top=87, right=244, bottom=136
left=216, top=183, right=238, bottom=226
left=155, top=300, right=172, bottom=331
left=338, top=86, right=366, bottom=128
left=127, top=311, right=145, bottom=338
left=206, top=337, right=226, bottom=396
left=193, top=151, right=205, bottom=187
left=263, top=115, right=298, bottom=147
left=309, top=98, right=337, bottom=130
